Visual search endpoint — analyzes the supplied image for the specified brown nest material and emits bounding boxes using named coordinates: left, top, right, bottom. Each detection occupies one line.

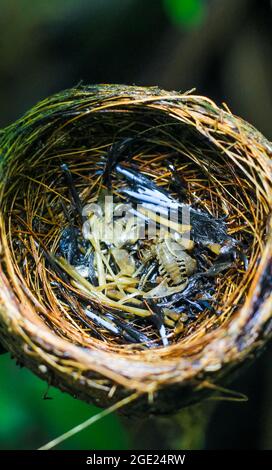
left=0, top=84, right=272, bottom=415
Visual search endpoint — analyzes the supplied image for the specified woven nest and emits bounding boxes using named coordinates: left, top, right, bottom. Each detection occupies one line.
left=0, top=84, right=272, bottom=415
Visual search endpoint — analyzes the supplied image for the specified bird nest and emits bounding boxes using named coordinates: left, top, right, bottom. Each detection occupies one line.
left=0, top=84, right=272, bottom=415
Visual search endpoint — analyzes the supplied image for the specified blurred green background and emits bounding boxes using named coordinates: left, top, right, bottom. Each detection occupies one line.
left=0, top=0, right=271, bottom=450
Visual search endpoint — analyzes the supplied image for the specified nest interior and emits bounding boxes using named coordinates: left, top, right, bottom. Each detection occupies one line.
left=0, top=84, right=272, bottom=414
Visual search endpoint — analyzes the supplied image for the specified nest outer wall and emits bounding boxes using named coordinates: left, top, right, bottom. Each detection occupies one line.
left=0, top=84, right=272, bottom=415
